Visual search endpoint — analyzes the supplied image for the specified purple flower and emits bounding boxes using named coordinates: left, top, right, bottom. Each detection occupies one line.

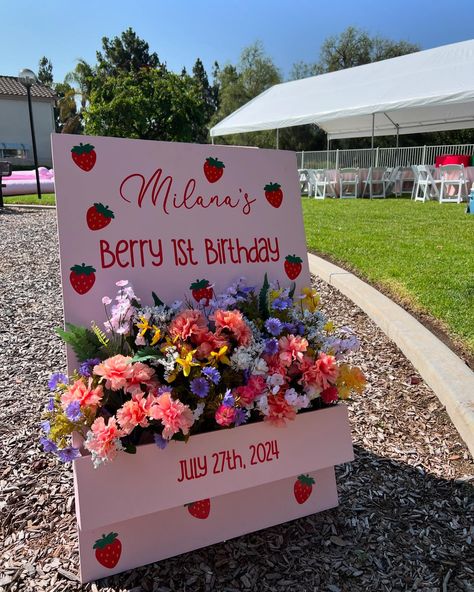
left=79, top=358, right=101, bottom=377
left=223, top=389, right=235, bottom=407
left=40, top=437, right=57, bottom=453
left=296, top=323, right=306, bottom=336
left=264, top=338, right=279, bottom=355
left=40, top=420, right=51, bottom=434
left=271, top=297, right=291, bottom=311
left=154, top=434, right=168, bottom=449
left=65, top=401, right=82, bottom=422
left=57, top=447, right=80, bottom=463
left=190, top=378, right=209, bottom=398
left=234, top=408, right=248, bottom=427
left=265, top=317, right=283, bottom=336
left=282, top=322, right=296, bottom=334
left=202, top=367, right=220, bottom=385
left=48, top=373, right=68, bottom=391
left=45, top=398, right=55, bottom=412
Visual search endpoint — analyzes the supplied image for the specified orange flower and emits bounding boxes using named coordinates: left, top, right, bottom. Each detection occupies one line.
left=336, top=364, right=366, bottom=399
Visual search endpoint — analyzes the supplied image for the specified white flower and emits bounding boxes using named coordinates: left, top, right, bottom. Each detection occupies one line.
left=267, top=373, right=284, bottom=394
left=255, top=394, right=269, bottom=416
left=251, top=358, right=268, bottom=375
left=193, top=402, right=205, bottom=420
left=284, top=388, right=298, bottom=405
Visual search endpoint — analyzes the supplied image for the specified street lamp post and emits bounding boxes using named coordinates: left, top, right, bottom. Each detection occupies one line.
left=19, top=68, right=41, bottom=200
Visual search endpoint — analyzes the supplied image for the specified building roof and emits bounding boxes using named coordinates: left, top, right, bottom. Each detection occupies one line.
left=0, top=76, right=56, bottom=100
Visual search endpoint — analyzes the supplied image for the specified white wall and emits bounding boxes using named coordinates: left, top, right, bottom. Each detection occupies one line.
left=0, top=97, right=55, bottom=166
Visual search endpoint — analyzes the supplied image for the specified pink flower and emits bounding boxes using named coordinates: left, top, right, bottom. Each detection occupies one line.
left=94, top=355, right=133, bottom=390
left=213, top=309, right=252, bottom=346
left=125, top=362, right=157, bottom=396
left=247, top=375, right=266, bottom=395
left=215, top=404, right=236, bottom=427
left=84, top=416, right=123, bottom=465
left=61, top=378, right=103, bottom=410
left=148, top=392, right=194, bottom=439
left=301, top=352, right=339, bottom=394
left=193, top=328, right=228, bottom=358
left=278, top=335, right=308, bottom=367
left=264, top=395, right=296, bottom=427
left=169, top=309, right=207, bottom=341
left=116, top=397, right=150, bottom=435
left=234, top=385, right=256, bottom=407
left=321, top=386, right=339, bottom=404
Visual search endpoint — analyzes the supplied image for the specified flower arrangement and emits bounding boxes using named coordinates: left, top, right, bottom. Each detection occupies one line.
left=41, top=277, right=365, bottom=468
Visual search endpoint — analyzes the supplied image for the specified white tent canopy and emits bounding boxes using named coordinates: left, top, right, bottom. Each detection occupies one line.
left=210, top=39, right=474, bottom=141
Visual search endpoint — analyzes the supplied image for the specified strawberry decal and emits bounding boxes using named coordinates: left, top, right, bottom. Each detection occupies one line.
left=71, top=143, right=96, bottom=171
left=264, top=182, right=283, bottom=208
left=86, top=203, right=115, bottom=231
left=294, top=474, right=315, bottom=504
left=190, top=279, right=214, bottom=306
left=187, top=499, right=210, bottom=520
left=93, top=532, right=122, bottom=568
left=70, top=263, right=96, bottom=295
left=203, top=157, right=225, bottom=183
left=284, top=255, right=303, bottom=280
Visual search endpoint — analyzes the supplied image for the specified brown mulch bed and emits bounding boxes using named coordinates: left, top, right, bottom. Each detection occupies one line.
left=1, top=208, right=473, bottom=592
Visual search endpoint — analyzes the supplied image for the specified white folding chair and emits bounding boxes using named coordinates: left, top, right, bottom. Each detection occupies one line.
left=413, top=165, right=440, bottom=202
left=298, top=169, right=309, bottom=195
left=307, top=169, right=330, bottom=199
left=438, top=165, right=467, bottom=203
left=339, top=168, right=359, bottom=198
left=362, top=167, right=388, bottom=198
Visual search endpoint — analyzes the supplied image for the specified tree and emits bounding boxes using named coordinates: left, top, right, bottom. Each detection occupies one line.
left=96, top=27, right=163, bottom=77
left=65, top=59, right=95, bottom=111
left=192, top=58, right=218, bottom=141
left=54, top=82, right=82, bottom=134
left=37, top=56, right=53, bottom=87
left=83, top=68, right=207, bottom=142
left=211, top=42, right=281, bottom=148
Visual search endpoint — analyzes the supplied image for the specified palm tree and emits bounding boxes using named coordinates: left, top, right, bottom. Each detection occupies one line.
left=65, top=58, right=95, bottom=111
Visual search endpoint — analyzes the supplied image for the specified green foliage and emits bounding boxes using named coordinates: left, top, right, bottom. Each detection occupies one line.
left=131, top=347, right=162, bottom=363
left=302, top=198, right=474, bottom=357
left=152, top=291, right=164, bottom=307
left=91, top=322, right=110, bottom=348
left=192, top=58, right=218, bottom=142
left=56, top=323, right=102, bottom=360
left=96, top=27, right=162, bottom=76
left=84, top=68, right=207, bottom=142
left=37, top=56, right=53, bottom=87
left=211, top=42, right=281, bottom=148
left=258, top=273, right=270, bottom=321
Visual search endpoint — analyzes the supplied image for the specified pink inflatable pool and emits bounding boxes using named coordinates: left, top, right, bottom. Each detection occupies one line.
left=2, top=168, right=55, bottom=196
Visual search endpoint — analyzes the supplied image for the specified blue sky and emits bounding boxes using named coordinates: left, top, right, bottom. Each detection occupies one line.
left=2, top=0, right=474, bottom=83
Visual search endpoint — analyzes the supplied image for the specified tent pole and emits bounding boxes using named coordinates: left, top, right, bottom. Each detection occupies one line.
left=211, top=136, right=215, bottom=145
left=371, top=113, right=375, bottom=167
left=276, top=128, right=279, bottom=149
left=327, top=135, right=330, bottom=169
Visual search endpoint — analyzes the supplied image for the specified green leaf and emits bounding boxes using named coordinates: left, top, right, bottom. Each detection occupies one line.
left=123, top=443, right=137, bottom=454
left=258, top=273, right=270, bottom=321
left=131, top=347, right=161, bottom=362
left=289, top=282, right=296, bottom=299
left=152, top=291, right=164, bottom=307
left=55, top=323, right=102, bottom=360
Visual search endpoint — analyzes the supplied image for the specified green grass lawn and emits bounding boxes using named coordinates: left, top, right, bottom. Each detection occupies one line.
left=302, top=197, right=474, bottom=357
left=3, top=193, right=56, bottom=206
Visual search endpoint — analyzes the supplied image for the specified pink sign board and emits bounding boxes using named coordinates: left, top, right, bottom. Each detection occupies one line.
left=51, top=134, right=310, bottom=348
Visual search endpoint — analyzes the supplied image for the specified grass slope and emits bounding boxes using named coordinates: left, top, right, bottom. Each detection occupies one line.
left=302, top=197, right=474, bottom=356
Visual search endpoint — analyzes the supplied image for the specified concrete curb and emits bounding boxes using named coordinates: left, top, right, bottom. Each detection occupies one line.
left=2, top=203, right=56, bottom=210
left=307, top=253, right=474, bottom=459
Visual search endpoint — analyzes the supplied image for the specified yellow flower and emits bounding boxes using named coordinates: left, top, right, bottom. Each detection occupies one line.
left=336, top=364, right=366, bottom=399
left=136, top=316, right=151, bottom=336
left=150, top=327, right=161, bottom=346
left=209, top=346, right=231, bottom=366
left=160, top=334, right=179, bottom=353
left=300, top=287, right=320, bottom=313
left=324, top=321, right=334, bottom=333
left=176, top=349, right=200, bottom=377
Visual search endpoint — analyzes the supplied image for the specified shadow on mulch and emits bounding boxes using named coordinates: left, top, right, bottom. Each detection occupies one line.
left=90, top=446, right=473, bottom=592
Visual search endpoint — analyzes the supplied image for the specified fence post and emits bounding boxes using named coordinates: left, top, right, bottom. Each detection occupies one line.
left=335, top=149, right=339, bottom=170
left=375, top=147, right=379, bottom=167
left=422, top=145, right=426, bottom=165
left=301, top=151, right=305, bottom=169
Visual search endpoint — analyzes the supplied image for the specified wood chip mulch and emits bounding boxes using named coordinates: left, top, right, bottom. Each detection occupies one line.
left=0, top=208, right=473, bottom=592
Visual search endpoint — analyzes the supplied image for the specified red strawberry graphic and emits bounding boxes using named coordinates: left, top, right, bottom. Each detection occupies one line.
left=203, top=157, right=225, bottom=183
left=93, top=532, right=122, bottom=568
left=190, top=279, right=214, bottom=306
left=264, top=182, right=283, bottom=208
left=284, top=255, right=303, bottom=280
left=86, top=203, right=114, bottom=231
left=71, top=143, right=96, bottom=171
left=294, top=474, right=315, bottom=504
left=187, top=499, right=210, bottom=519
left=70, top=263, right=96, bottom=295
